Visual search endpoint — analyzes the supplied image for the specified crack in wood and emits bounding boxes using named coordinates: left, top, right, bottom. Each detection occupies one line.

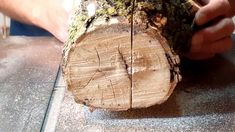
left=80, top=70, right=97, bottom=90
left=117, top=45, right=131, bottom=80
left=96, top=47, right=118, bottom=106
left=95, top=48, right=101, bottom=70
left=109, top=80, right=116, bottom=99
left=97, top=84, right=104, bottom=106
left=79, top=47, right=101, bottom=90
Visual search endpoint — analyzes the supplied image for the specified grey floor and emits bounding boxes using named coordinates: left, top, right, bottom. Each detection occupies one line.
left=0, top=37, right=62, bottom=132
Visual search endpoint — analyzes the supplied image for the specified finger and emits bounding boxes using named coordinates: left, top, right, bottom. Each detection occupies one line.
left=62, top=0, right=82, bottom=11
left=195, top=0, right=231, bottom=25
left=186, top=52, right=215, bottom=60
left=191, top=18, right=235, bottom=49
left=203, top=18, right=235, bottom=42
left=56, top=29, right=68, bottom=43
left=191, top=36, right=233, bottom=53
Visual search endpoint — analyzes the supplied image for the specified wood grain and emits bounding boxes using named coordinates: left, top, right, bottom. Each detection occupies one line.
left=63, top=23, right=180, bottom=111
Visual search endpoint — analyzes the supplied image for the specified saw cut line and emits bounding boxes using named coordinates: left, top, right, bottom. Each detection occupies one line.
left=130, top=0, right=136, bottom=109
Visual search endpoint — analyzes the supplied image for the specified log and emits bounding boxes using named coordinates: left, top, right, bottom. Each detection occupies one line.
left=62, top=0, right=200, bottom=111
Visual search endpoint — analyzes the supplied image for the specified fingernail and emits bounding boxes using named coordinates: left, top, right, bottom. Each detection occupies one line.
left=191, top=34, right=203, bottom=52
left=195, top=12, right=206, bottom=25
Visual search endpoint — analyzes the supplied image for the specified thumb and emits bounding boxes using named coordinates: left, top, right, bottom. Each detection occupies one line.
left=195, top=0, right=231, bottom=25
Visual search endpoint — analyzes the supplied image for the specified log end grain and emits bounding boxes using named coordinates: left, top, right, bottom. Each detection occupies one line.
left=63, top=24, right=181, bottom=111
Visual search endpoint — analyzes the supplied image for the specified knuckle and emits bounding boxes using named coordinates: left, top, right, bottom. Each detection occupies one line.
left=218, top=0, right=229, bottom=10
left=224, top=18, right=235, bottom=33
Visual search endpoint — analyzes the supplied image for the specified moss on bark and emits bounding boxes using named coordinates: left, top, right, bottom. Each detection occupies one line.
left=67, top=0, right=200, bottom=54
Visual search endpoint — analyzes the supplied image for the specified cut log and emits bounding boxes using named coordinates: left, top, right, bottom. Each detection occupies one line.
left=62, top=0, right=200, bottom=111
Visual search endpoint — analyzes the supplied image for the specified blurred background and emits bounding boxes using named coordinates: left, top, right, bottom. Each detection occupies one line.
left=0, top=13, right=10, bottom=39
left=0, top=13, right=234, bottom=39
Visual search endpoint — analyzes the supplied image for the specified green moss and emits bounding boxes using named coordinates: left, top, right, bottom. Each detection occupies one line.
left=96, top=0, right=132, bottom=17
left=97, top=7, right=118, bottom=16
left=107, top=7, right=117, bottom=15
left=67, top=12, right=90, bottom=44
left=137, top=2, right=155, bottom=11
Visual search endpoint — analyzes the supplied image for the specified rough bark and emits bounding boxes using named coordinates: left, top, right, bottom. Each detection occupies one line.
left=62, top=0, right=200, bottom=111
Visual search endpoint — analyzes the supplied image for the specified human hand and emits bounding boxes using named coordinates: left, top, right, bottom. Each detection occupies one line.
left=187, top=0, right=235, bottom=60
left=32, top=0, right=79, bottom=42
